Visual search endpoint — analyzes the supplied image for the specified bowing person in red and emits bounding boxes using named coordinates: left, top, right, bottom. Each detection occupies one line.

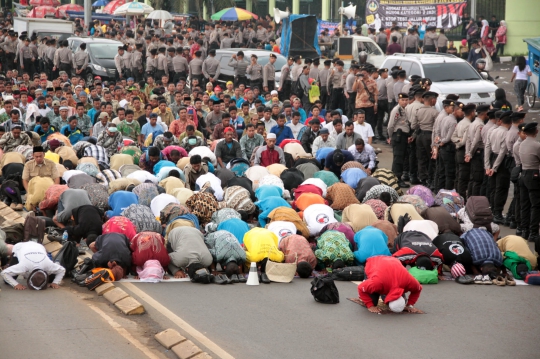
left=358, top=255, right=424, bottom=314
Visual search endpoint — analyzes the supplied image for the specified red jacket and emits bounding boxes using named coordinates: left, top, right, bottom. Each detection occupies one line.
left=358, top=256, right=422, bottom=308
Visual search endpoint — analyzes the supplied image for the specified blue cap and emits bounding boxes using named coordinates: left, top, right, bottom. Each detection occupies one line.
left=78, top=91, right=87, bottom=97
left=150, top=113, right=158, bottom=118
left=127, top=77, right=134, bottom=81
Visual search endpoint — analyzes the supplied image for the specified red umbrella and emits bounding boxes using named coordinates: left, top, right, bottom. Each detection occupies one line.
left=103, top=0, right=126, bottom=14
left=29, top=0, right=60, bottom=6
left=27, top=6, right=57, bottom=18
left=55, top=4, right=84, bottom=18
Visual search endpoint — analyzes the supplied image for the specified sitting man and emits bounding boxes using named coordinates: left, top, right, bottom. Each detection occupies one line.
left=0, top=241, right=65, bottom=290
left=269, top=114, right=294, bottom=146
left=278, top=234, right=317, bottom=278
left=183, top=155, right=208, bottom=190
left=139, top=146, right=163, bottom=173
left=52, top=189, right=92, bottom=228
left=167, top=226, right=213, bottom=281
left=0, top=125, right=32, bottom=153
left=215, top=127, right=242, bottom=169
left=22, top=145, right=60, bottom=194
left=180, top=126, right=205, bottom=151
left=312, top=127, right=336, bottom=157
left=240, top=123, right=264, bottom=161
left=358, top=255, right=424, bottom=314
left=213, top=113, right=238, bottom=140
left=97, top=124, right=124, bottom=157
left=348, top=138, right=376, bottom=174
left=154, top=131, right=180, bottom=150
left=204, top=230, right=247, bottom=283
left=253, top=133, right=285, bottom=167
left=89, top=232, right=131, bottom=281
left=34, top=118, right=56, bottom=143
left=60, top=116, right=84, bottom=145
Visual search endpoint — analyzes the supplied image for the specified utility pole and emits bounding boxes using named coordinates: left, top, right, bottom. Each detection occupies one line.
left=84, top=0, right=92, bottom=35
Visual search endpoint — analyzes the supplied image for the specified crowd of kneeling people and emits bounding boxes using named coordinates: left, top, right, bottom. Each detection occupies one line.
left=0, top=143, right=538, bottom=314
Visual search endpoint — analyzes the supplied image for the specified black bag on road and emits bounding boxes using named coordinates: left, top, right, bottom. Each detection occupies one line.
left=310, top=275, right=340, bottom=304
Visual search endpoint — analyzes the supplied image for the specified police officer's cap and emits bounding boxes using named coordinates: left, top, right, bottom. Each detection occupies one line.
left=398, top=92, right=409, bottom=99
left=500, top=111, right=513, bottom=120
left=422, top=91, right=438, bottom=98
left=523, top=122, right=538, bottom=133
left=158, top=46, right=166, bottom=52
left=304, top=58, right=313, bottom=64
left=313, top=58, right=320, bottom=64
left=409, top=74, right=421, bottom=81
left=118, top=45, right=125, bottom=50
left=167, top=47, right=176, bottom=52
left=293, top=55, right=301, bottom=61
left=269, top=53, right=277, bottom=59
left=397, top=70, right=406, bottom=76
left=454, top=101, right=465, bottom=109
left=511, top=111, right=527, bottom=120
left=442, top=99, right=455, bottom=106
left=150, top=48, right=158, bottom=54
left=518, top=123, right=527, bottom=132
left=324, top=60, right=332, bottom=66
left=351, top=64, right=360, bottom=70
left=378, top=68, right=388, bottom=74
left=476, top=104, right=490, bottom=113
left=446, top=94, right=459, bottom=101
left=421, top=78, right=432, bottom=86
left=462, top=103, right=477, bottom=112
left=391, top=66, right=401, bottom=72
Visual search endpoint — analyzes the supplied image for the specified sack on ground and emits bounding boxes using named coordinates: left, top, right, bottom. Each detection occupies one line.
left=310, top=274, right=340, bottom=304
left=53, top=241, right=79, bottom=273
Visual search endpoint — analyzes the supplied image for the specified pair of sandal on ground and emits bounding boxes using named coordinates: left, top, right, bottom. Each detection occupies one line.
left=473, top=274, right=516, bottom=286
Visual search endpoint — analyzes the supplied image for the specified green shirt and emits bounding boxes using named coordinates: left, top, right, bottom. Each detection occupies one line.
left=117, top=120, right=141, bottom=141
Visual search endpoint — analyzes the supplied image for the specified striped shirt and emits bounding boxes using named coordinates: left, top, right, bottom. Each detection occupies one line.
left=461, top=228, right=503, bottom=266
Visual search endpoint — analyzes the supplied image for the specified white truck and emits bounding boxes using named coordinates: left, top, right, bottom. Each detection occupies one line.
left=13, top=18, right=74, bottom=38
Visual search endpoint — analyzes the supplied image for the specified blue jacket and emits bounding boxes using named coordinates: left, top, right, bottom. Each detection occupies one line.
left=270, top=124, right=294, bottom=145
left=60, top=125, right=84, bottom=145
left=353, top=226, right=391, bottom=264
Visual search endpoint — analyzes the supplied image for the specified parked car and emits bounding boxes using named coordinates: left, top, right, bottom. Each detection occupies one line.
left=35, top=31, right=71, bottom=44
left=67, top=37, right=123, bottom=84
left=214, top=49, right=287, bottom=90
left=335, top=35, right=386, bottom=68
left=381, top=53, right=498, bottom=109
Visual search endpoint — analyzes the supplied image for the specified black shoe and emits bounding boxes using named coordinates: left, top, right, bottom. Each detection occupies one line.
left=493, top=214, right=505, bottom=224
left=528, top=234, right=539, bottom=243
left=230, top=274, right=239, bottom=283
left=521, top=231, right=529, bottom=241
left=398, top=180, right=410, bottom=188
left=402, top=173, right=410, bottom=181
left=238, top=273, right=247, bottom=283
left=504, top=215, right=513, bottom=226
left=516, top=227, right=523, bottom=236
left=213, top=274, right=226, bottom=285
left=47, top=234, right=63, bottom=243
left=410, top=177, right=421, bottom=185
left=509, top=221, right=517, bottom=229
left=260, top=273, right=271, bottom=284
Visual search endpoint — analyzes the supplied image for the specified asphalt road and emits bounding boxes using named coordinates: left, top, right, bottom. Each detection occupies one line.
left=120, top=279, right=540, bottom=359
left=1, top=62, right=539, bottom=359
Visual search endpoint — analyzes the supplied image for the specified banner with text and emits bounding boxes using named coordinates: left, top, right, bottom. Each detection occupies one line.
left=318, top=20, right=357, bottom=35
left=365, top=0, right=467, bottom=29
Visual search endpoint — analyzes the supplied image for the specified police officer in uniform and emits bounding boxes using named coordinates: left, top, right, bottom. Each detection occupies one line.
left=189, top=50, right=204, bottom=86
left=132, top=43, right=144, bottom=82
left=146, top=48, right=157, bottom=79
left=73, top=43, right=89, bottom=77
left=452, top=103, right=475, bottom=199
left=503, top=112, right=526, bottom=227
left=423, top=26, right=438, bottom=52
left=202, top=49, right=220, bottom=87
left=172, top=47, right=189, bottom=83
left=114, top=45, right=127, bottom=80
left=329, top=60, right=346, bottom=111
left=484, top=111, right=512, bottom=223
left=228, top=51, right=249, bottom=87
left=412, top=90, right=439, bottom=187
left=387, top=92, right=411, bottom=188
left=464, top=104, right=490, bottom=196
left=263, top=53, right=277, bottom=92
left=438, top=101, right=463, bottom=190
left=512, top=123, right=527, bottom=237
left=319, top=59, right=331, bottom=109
left=155, top=46, right=168, bottom=81
left=519, top=122, right=540, bottom=247
left=19, top=36, right=34, bottom=74
left=0, top=31, right=18, bottom=71
left=406, top=87, right=429, bottom=185
left=247, top=54, right=263, bottom=90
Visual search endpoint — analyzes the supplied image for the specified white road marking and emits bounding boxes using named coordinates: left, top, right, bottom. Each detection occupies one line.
left=122, top=283, right=235, bottom=359
left=88, top=304, right=162, bottom=359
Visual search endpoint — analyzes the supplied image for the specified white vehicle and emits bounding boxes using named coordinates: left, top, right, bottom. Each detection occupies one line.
left=13, top=18, right=74, bottom=38
left=335, top=35, right=385, bottom=68
left=381, top=53, right=498, bottom=109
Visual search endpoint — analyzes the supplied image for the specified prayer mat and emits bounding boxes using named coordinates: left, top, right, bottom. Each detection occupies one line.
left=347, top=297, right=426, bottom=314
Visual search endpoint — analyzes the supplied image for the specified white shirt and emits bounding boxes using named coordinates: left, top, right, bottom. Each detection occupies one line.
left=353, top=121, right=374, bottom=142
left=150, top=193, right=179, bottom=217
left=267, top=221, right=297, bottom=244
left=62, top=169, right=86, bottom=183
left=513, top=65, right=530, bottom=81
left=127, top=170, right=159, bottom=184
left=196, top=173, right=224, bottom=201
left=303, top=204, right=338, bottom=236
left=286, top=121, right=305, bottom=139
left=0, top=242, right=65, bottom=287
left=312, top=135, right=336, bottom=156
left=301, top=178, right=328, bottom=197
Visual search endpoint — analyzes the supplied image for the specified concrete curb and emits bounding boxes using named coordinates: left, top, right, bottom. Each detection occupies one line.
left=94, top=282, right=146, bottom=315
left=155, top=329, right=213, bottom=359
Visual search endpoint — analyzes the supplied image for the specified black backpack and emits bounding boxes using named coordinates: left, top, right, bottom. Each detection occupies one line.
left=53, top=241, right=79, bottom=274
left=332, top=266, right=365, bottom=281
left=310, top=275, right=340, bottom=304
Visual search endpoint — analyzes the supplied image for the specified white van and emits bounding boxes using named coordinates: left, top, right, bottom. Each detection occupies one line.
left=335, top=35, right=386, bottom=68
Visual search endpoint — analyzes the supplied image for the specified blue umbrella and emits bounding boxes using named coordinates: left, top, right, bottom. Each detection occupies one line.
left=92, top=0, right=109, bottom=6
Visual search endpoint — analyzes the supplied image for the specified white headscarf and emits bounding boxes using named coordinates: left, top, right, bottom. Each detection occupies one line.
left=481, top=19, right=489, bottom=37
